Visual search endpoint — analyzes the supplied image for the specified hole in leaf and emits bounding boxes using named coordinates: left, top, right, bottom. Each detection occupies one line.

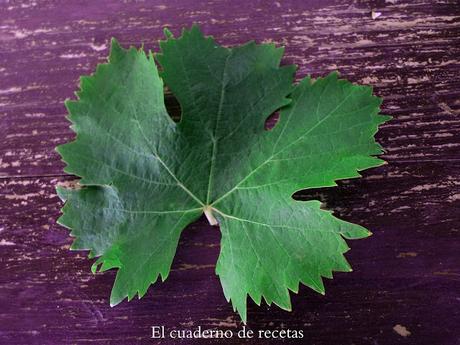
left=164, top=88, right=182, bottom=123
left=264, top=110, right=280, bottom=130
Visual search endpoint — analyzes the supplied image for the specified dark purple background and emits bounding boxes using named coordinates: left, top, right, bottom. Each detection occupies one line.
left=1, top=0, right=459, bottom=344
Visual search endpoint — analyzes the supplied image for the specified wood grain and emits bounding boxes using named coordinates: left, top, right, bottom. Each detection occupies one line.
left=1, top=0, right=459, bottom=344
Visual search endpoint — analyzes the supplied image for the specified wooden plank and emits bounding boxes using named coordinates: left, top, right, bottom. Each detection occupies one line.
left=1, top=0, right=459, bottom=177
left=1, top=161, right=458, bottom=344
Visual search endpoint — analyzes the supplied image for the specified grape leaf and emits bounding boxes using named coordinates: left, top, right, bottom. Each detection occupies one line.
left=56, top=25, right=390, bottom=322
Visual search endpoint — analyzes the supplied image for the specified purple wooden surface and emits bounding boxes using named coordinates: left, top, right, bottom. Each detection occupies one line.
left=1, top=0, right=459, bottom=344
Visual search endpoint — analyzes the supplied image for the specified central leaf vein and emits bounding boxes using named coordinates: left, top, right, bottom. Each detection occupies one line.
left=205, top=52, right=231, bottom=205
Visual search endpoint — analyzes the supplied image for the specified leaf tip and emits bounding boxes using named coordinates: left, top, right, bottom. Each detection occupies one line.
left=109, top=37, right=125, bottom=62
left=239, top=311, right=248, bottom=325
left=163, top=27, right=174, bottom=39
left=109, top=293, right=124, bottom=308
left=190, top=23, right=201, bottom=32
left=281, top=303, right=292, bottom=312
left=54, top=144, right=62, bottom=155
left=110, top=37, right=122, bottom=51
left=329, top=70, right=340, bottom=79
left=381, top=114, right=393, bottom=122
left=160, top=271, right=169, bottom=282
left=55, top=185, right=68, bottom=201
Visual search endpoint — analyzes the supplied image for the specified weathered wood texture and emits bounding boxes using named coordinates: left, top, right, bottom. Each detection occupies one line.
left=1, top=0, right=459, bottom=344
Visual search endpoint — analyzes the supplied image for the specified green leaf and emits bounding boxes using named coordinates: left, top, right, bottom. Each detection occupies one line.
left=57, top=25, right=390, bottom=322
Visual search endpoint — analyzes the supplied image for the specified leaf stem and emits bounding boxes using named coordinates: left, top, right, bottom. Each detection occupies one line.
left=204, top=205, right=218, bottom=225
